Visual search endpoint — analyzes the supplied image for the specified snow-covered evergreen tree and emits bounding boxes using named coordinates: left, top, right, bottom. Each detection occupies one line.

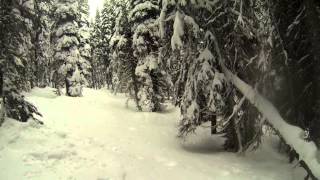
left=0, top=0, right=41, bottom=122
left=34, top=0, right=54, bottom=87
left=158, top=2, right=203, bottom=107
left=90, top=10, right=104, bottom=88
left=78, top=0, right=92, bottom=85
left=130, top=0, right=168, bottom=112
left=89, top=0, right=122, bottom=90
left=179, top=32, right=227, bottom=137
left=99, top=0, right=121, bottom=89
left=51, top=0, right=88, bottom=97
left=108, top=1, right=143, bottom=110
left=159, top=0, right=266, bottom=151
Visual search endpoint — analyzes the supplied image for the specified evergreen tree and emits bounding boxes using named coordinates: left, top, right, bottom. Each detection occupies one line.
left=130, top=0, right=168, bottom=111
left=109, top=1, right=143, bottom=110
left=265, top=1, right=320, bottom=177
left=51, top=0, right=87, bottom=97
left=89, top=0, right=121, bottom=90
left=99, top=0, right=121, bottom=89
left=78, top=0, right=92, bottom=86
left=90, top=10, right=104, bottom=89
left=34, top=0, right=54, bottom=87
left=18, top=0, right=38, bottom=90
left=159, top=0, right=266, bottom=152
left=179, top=33, right=227, bottom=137
left=270, top=0, right=320, bottom=148
left=90, top=1, right=117, bottom=90
left=157, top=0, right=319, bottom=176
left=209, top=0, right=264, bottom=152
left=0, top=0, right=41, bottom=122
left=78, top=0, right=89, bottom=27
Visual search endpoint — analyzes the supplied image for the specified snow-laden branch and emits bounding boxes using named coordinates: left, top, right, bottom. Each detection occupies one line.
left=128, top=1, right=159, bottom=21
left=210, top=31, right=320, bottom=178
left=221, top=96, right=246, bottom=129
left=222, top=63, right=320, bottom=178
left=171, top=11, right=184, bottom=50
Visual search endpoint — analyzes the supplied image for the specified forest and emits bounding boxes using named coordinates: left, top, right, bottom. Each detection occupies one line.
left=0, top=0, right=320, bottom=179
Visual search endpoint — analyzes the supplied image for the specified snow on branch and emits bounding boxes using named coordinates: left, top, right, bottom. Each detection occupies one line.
left=286, top=6, right=305, bottom=37
left=210, top=31, right=320, bottom=178
left=222, top=63, right=320, bottom=178
left=170, top=11, right=200, bottom=50
left=183, top=15, right=200, bottom=37
left=171, top=11, right=184, bottom=50
left=129, top=1, right=159, bottom=21
left=159, top=0, right=168, bottom=38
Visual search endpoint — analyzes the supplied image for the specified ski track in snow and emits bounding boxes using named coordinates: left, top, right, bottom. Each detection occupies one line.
left=0, top=88, right=305, bottom=180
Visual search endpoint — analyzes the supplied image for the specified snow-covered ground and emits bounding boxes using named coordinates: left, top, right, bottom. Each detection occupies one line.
left=0, top=88, right=304, bottom=180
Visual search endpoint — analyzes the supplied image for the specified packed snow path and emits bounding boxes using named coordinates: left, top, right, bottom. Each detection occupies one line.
left=0, top=88, right=304, bottom=180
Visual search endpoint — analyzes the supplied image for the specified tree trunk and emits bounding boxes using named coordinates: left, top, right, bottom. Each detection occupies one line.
left=222, top=63, right=320, bottom=178
left=130, top=62, right=142, bottom=111
left=212, top=32, right=320, bottom=178
left=0, top=69, right=5, bottom=126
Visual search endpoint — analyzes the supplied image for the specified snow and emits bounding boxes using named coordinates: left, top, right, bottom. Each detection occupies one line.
left=67, top=67, right=85, bottom=97
left=22, top=0, right=34, bottom=11
left=109, top=35, right=127, bottom=49
left=135, top=54, right=159, bottom=77
left=79, top=27, right=91, bottom=41
left=55, top=1, right=78, bottom=18
left=0, top=88, right=305, bottom=180
left=183, top=15, right=200, bottom=36
left=133, top=20, right=158, bottom=49
left=129, top=1, right=159, bottom=21
left=55, top=22, right=78, bottom=37
left=198, top=48, right=214, bottom=62
left=14, top=56, right=24, bottom=67
left=221, top=64, right=320, bottom=178
left=56, top=35, right=79, bottom=49
left=159, top=0, right=168, bottom=38
left=171, top=11, right=184, bottom=50
left=208, top=29, right=320, bottom=177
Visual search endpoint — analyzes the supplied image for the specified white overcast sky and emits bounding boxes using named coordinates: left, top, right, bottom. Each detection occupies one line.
left=88, top=0, right=104, bottom=20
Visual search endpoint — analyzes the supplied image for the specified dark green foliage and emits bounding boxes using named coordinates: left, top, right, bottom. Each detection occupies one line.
left=0, top=0, right=42, bottom=122
left=270, top=0, right=320, bottom=147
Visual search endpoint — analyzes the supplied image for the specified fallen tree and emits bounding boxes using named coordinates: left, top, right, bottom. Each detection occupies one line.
left=211, top=32, right=320, bottom=179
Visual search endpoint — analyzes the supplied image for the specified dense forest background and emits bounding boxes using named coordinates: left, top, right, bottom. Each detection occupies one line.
left=0, top=0, right=320, bottom=179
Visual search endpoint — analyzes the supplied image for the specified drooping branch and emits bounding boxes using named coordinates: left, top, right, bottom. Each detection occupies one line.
left=211, top=31, right=320, bottom=179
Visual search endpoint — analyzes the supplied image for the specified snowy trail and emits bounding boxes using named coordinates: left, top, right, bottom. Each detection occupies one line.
left=0, top=88, right=303, bottom=180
